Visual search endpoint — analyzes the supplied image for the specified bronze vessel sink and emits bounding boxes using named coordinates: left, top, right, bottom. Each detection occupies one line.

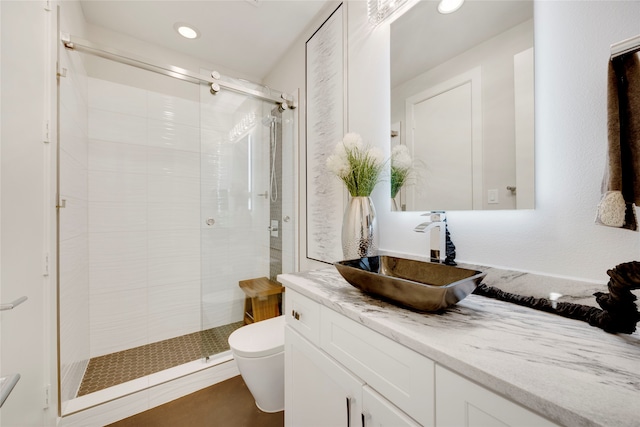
left=335, top=255, right=486, bottom=312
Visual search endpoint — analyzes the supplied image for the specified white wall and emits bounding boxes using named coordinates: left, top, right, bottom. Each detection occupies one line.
left=0, top=1, right=57, bottom=425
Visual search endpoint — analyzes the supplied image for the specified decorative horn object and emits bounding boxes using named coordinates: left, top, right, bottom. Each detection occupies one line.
left=473, top=261, right=640, bottom=334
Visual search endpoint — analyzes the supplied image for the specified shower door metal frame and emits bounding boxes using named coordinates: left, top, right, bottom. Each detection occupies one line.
left=60, top=34, right=297, bottom=108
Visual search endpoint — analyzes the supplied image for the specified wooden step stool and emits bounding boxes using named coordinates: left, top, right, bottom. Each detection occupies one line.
left=239, top=277, right=285, bottom=325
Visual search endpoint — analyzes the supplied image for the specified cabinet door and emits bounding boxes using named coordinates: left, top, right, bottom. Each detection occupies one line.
left=320, top=306, right=435, bottom=426
left=285, top=325, right=364, bottom=427
left=363, top=386, right=422, bottom=427
left=435, top=366, right=558, bottom=427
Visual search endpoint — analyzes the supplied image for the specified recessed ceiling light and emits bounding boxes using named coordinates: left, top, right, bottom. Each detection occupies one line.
left=438, top=0, right=464, bottom=14
left=174, top=22, right=200, bottom=39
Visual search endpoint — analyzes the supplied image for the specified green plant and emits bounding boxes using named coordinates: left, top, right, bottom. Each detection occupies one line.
left=326, top=133, right=385, bottom=197
left=390, top=145, right=412, bottom=198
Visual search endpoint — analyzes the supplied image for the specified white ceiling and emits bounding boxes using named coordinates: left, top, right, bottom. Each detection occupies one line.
left=78, top=1, right=534, bottom=86
left=79, top=0, right=331, bottom=81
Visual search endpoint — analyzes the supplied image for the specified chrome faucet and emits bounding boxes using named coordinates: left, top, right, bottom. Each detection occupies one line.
left=414, top=212, right=456, bottom=265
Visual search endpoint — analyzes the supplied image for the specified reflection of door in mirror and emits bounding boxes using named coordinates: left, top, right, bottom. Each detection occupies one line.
left=406, top=67, right=482, bottom=211
left=514, top=47, right=535, bottom=209
left=390, top=0, right=534, bottom=211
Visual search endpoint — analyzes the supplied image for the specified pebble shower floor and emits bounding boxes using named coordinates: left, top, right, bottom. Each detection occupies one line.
left=77, top=322, right=244, bottom=396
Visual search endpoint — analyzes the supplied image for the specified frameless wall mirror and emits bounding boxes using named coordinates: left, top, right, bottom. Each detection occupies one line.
left=390, top=0, right=534, bottom=211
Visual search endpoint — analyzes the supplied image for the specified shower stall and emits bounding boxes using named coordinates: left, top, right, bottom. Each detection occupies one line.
left=56, top=32, right=296, bottom=416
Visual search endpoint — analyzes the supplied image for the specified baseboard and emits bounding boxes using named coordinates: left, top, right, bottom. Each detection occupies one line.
left=58, top=356, right=240, bottom=427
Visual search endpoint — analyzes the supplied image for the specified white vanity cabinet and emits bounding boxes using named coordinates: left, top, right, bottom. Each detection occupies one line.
left=435, top=365, right=558, bottom=427
left=284, top=288, right=559, bottom=427
left=285, top=289, right=432, bottom=427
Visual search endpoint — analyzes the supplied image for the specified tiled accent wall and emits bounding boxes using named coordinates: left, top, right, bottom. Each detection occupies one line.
left=269, top=108, right=283, bottom=281
left=59, top=44, right=91, bottom=408
left=87, top=78, right=202, bottom=357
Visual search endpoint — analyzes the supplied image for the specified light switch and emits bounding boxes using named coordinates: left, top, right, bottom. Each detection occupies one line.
left=488, top=189, right=499, bottom=204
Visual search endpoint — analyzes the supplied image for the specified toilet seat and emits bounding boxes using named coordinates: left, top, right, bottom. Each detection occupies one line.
left=228, top=315, right=284, bottom=358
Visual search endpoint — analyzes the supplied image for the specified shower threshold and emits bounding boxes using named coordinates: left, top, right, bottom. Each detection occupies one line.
left=63, top=322, right=243, bottom=417
left=62, top=350, right=236, bottom=418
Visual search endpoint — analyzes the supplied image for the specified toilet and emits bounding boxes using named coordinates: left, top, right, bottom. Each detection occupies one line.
left=228, top=315, right=285, bottom=413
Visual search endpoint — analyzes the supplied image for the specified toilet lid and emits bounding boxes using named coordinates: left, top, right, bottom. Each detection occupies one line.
left=228, top=315, right=285, bottom=358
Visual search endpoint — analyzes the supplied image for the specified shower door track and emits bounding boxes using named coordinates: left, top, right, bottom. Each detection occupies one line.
left=60, top=34, right=296, bottom=108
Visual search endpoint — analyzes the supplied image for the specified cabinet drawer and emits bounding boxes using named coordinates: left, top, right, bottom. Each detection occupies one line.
left=285, top=289, right=321, bottom=346
left=321, top=306, right=435, bottom=427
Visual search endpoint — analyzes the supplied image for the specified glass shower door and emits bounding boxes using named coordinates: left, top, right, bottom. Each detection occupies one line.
left=199, top=85, right=295, bottom=360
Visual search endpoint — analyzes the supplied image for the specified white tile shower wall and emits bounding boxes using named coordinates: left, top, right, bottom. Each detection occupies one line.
left=89, top=231, right=147, bottom=293
left=86, top=76, right=273, bottom=355
left=90, top=287, right=149, bottom=353
left=87, top=77, right=202, bottom=357
left=148, top=281, right=201, bottom=344
left=58, top=45, right=91, bottom=409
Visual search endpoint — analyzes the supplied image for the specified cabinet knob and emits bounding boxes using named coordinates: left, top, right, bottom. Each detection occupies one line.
left=291, top=310, right=300, bottom=320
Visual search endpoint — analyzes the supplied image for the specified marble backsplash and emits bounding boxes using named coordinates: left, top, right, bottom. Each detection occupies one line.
left=381, top=250, right=634, bottom=309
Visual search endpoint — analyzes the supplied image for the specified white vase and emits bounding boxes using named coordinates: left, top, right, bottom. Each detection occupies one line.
left=341, top=196, right=379, bottom=259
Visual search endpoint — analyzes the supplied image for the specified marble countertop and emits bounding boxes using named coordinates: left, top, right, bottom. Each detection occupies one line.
left=278, top=264, right=640, bottom=427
